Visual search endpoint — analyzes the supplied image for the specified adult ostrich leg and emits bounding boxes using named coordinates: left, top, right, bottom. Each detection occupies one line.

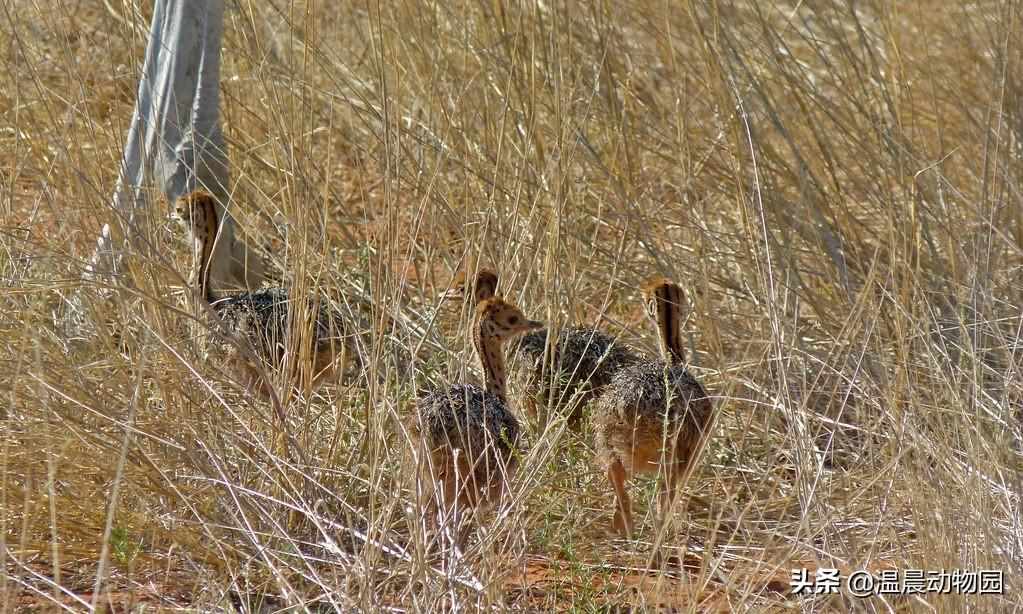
left=69, top=0, right=265, bottom=339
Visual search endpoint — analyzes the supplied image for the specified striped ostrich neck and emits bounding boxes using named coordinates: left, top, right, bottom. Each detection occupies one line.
left=465, top=270, right=497, bottom=303
left=475, top=276, right=497, bottom=303
left=655, top=285, right=686, bottom=365
left=473, top=315, right=508, bottom=403
left=191, top=197, right=220, bottom=304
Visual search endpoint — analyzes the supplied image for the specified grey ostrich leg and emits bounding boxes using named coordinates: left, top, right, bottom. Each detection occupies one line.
left=78, top=0, right=264, bottom=331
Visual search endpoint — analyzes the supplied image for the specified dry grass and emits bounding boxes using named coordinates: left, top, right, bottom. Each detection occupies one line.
left=2, top=0, right=1022, bottom=611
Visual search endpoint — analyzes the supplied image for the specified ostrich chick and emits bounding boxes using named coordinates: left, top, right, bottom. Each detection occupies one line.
left=444, top=268, right=637, bottom=429
left=592, top=277, right=714, bottom=537
left=175, top=190, right=355, bottom=396
left=417, top=297, right=543, bottom=532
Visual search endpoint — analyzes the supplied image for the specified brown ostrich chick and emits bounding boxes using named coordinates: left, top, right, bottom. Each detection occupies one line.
left=591, top=277, right=714, bottom=537
left=175, top=190, right=355, bottom=396
left=416, top=297, right=543, bottom=534
left=443, top=268, right=638, bottom=430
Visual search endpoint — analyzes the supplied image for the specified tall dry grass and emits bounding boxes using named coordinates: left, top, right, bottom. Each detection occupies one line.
left=1, top=0, right=1021, bottom=611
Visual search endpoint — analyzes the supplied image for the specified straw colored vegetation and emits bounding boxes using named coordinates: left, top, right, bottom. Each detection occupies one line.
left=2, top=0, right=1021, bottom=611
